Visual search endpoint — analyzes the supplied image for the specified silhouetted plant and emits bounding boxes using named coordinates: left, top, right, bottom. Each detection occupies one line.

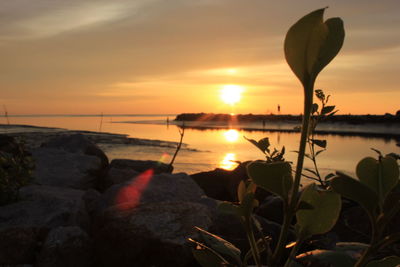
left=167, top=125, right=185, bottom=173
left=302, top=88, right=337, bottom=187
left=190, top=8, right=346, bottom=267
left=0, top=136, right=34, bottom=205
left=245, top=136, right=285, bottom=163
left=331, top=151, right=400, bottom=266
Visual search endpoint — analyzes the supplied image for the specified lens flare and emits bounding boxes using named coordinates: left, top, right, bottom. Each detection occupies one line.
left=115, top=169, right=154, bottom=210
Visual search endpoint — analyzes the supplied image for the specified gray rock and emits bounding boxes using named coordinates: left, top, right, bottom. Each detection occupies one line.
left=93, top=201, right=212, bottom=267
left=41, top=133, right=108, bottom=168
left=99, top=172, right=205, bottom=210
left=0, top=227, right=47, bottom=265
left=37, top=226, right=92, bottom=267
left=0, top=185, right=88, bottom=230
left=0, top=185, right=89, bottom=265
left=32, top=147, right=103, bottom=189
left=91, top=172, right=213, bottom=266
left=102, top=165, right=139, bottom=190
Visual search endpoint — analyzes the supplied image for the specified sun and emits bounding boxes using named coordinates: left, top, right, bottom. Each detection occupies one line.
left=220, top=85, right=243, bottom=105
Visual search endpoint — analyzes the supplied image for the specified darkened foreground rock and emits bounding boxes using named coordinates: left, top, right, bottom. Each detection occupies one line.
left=101, top=159, right=172, bottom=190
left=190, top=163, right=248, bottom=202
left=93, top=202, right=211, bottom=267
left=91, top=172, right=214, bottom=266
left=0, top=185, right=88, bottom=265
left=37, top=226, right=92, bottom=267
left=32, top=134, right=109, bottom=190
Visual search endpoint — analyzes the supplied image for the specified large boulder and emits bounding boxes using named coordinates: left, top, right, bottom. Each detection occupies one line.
left=100, top=159, right=172, bottom=191
left=37, top=226, right=92, bottom=267
left=41, top=134, right=108, bottom=168
left=0, top=185, right=89, bottom=265
left=0, top=227, right=47, bottom=265
left=92, top=172, right=214, bottom=266
left=32, top=148, right=103, bottom=189
left=0, top=185, right=89, bottom=230
left=99, top=172, right=205, bottom=209
left=94, top=202, right=212, bottom=267
left=190, top=162, right=249, bottom=202
left=32, top=134, right=109, bottom=190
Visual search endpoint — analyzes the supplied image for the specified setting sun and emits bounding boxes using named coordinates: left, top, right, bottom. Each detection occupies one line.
left=220, top=85, right=243, bottom=105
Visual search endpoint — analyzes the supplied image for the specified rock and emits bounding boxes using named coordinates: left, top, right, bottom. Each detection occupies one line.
left=41, top=134, right=108, bottom=168
left=37, top=226, right=92, bottom=267
left=0, top=185, right=89, bottom=265
left=109, top=159, right=171, bottom=174
left=102, top=163, right=139, bottom=190
left=93, top=202, right=212, bottom=267
left=32, top=147, right=104, bottom=189
left=32, top=134, right=109, bottom=190
left=190, top=162, right=250, bottom=202
left=0, top=227, right=47, bottom=265
left=98, top=172, right=205, bottom=210
left=0, top=185, right=88, bottom=231
left=91, top=172, right=212, bottom=266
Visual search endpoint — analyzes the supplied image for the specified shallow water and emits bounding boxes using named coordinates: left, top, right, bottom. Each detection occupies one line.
left=2, top=115, right=399, bottom=176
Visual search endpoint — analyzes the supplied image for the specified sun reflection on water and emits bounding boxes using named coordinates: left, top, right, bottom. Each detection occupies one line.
left=223, top=129, right=239, bottom=143
left=219, top=153, right=238, bottom=170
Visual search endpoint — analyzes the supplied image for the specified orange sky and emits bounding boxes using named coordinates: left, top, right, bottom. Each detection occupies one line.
left=1, top=0, right=399, bottom=115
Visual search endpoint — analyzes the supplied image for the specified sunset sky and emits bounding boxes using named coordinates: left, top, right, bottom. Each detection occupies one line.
left=1, top=0, right=399, bottom=115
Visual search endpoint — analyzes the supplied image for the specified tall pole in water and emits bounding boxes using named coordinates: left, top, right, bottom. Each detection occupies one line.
left=99, top=112, right=103, bottom=132
left=3, top=105, right=10, bottom=125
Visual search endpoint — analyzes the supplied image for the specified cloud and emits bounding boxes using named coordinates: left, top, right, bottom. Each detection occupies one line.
left=1, top=0, right=400, bottom=114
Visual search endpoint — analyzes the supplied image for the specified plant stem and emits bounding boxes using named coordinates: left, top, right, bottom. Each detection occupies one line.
left=245, top=218, right=262, bottom=267
left=355, top=214, right=378, bottom=267
left=271, top=85, right=313, bottom=266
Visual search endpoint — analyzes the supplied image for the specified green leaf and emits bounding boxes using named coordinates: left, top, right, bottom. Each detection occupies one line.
left=311, top=139, right=327, bottom=148
left=247, top=161, right=293, bottom=199
left=244, top=136, right=270, bottom=154
left=356, top=156, right=399, bottom=200
left=194, top=227, right=242, bottom=265
left=296, top=184, right=341, bottom=239
left=284, top=8, right=345, bottom=88
left=366, top=256, right=400, bottom=267
left=330, top=172, right=379, bottom=217
left=321, top=105, right=335, bottom=115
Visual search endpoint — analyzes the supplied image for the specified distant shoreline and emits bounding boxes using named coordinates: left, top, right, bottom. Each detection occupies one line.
left=170, top=113, right=400, bottom=140
left=175, top=113, right=400, bottom=124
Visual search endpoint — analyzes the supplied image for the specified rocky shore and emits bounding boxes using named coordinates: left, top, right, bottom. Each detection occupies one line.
left=0, top=128, right=399, bottom=266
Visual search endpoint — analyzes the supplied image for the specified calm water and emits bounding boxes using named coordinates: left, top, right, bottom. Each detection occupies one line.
left=2, top=115, right=399, bottom=176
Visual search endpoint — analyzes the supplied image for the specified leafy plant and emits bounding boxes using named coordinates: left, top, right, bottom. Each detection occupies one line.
left=302, top=89, right=337, bottom=187
left=190, top=8, right=346, bottom=267
left=330, top=152, right=400, bottom=266
left=0, top=136, right=34, bottom=205
left=245, top=136, right=285, bottom=163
